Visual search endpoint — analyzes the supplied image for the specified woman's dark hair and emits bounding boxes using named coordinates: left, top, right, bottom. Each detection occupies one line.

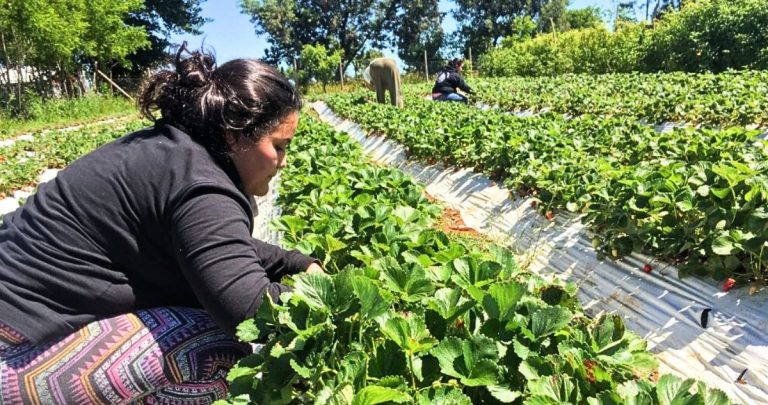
left=448, top=58, right=464, bottom=70
left=138, top=42, right=302, bottom=155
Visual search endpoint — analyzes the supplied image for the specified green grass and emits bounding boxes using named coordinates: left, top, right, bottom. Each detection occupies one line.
left=0, top=94, right=137, bottom=140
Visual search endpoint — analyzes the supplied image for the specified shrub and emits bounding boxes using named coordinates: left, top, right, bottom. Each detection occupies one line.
left=480, top=23, right=645, bottom=77
left=479, top=0, right=768, bottom=77
left=642, top=0, right=768, bottom=72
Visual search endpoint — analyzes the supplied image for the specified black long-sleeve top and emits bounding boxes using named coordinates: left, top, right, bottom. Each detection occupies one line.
left=431, top=67, right=474, bottom=95
left=0, top=120, right=316, bottom=344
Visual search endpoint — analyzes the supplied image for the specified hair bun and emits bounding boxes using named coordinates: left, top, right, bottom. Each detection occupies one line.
left=175, top=42, right=217, bottom=88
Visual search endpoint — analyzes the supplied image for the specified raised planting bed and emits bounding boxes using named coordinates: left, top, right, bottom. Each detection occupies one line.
left=311, top=101, right=767, bottom=404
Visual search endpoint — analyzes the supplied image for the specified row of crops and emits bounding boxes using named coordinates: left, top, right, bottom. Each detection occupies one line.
left=220, top=116, right=733, bottom=404
left=0, top=119, right=146, bottom=197
left=406, top=70, right=768, bottom=128
left=319, top=92, right=768, bottom=288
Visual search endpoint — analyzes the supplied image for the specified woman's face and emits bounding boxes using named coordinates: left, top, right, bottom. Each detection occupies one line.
left=227, top=112, right=299, bottom=196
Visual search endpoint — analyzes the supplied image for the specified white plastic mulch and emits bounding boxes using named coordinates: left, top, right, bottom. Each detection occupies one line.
left=312, top=101, right=768, bottom=405
left=0, top=169, right=60, bottom=218
left=475, top=102, right=768, bottom=138
left=252, top=173, right=283, bottom=245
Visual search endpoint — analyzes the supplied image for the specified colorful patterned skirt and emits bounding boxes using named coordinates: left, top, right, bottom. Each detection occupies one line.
left=0, top=307, right=251, bottom=404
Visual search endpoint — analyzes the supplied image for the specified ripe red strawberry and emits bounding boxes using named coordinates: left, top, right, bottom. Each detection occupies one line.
left=723, top=278, right=736, bottom=292
left=643, top=264, right=653, bottom=273
left=545, top=211, right=554, bottom=221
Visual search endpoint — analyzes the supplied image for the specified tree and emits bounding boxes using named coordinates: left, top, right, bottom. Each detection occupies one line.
left=239, top=0, right=299, bottom=66
left=1, top=0, right=87, bottom=71
left=0, top=0, right=148, bottom=110
left=118, top=0, right=208, bottom=74
left=643, top=0, right=768, bottom=72
left=299, top=43, right=343, bottom=90
left=538, top=0, right=569, bottom=33
left=384, top=0, right=444, bottom=71
left=616, top=1, right=639, bottom=23
left=537, top=2, right=605, bottom=34
left=651, top=0, right=686, bottom=20
left=452, top=0, right=547, bottom=55
left=240, top=0, right=398, bottom=70
left=499, top=15, right=537, bottom=48
left=82, top=0, right=151, bottom=69
left=566, top=7, right=605, bottom=30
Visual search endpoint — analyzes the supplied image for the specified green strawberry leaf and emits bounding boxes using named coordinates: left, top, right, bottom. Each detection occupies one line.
left=432, top=335, right=500, bottom=386
left=352, top=275, right=390, bottom=321
left=352, top=386, right=412, bottom=405
left=380, top=312, right=438, bottom=354
left=531, top=307, right=573, bottom=338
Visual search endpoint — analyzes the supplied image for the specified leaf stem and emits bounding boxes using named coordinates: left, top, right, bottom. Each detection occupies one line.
left=407, top=352, right=417, bottom=392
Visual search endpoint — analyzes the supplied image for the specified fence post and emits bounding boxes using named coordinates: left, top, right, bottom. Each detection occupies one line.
left=95, top=69, right=134, bottom=101
left=468, top=47, right=473, bottom=77
left=93, top=61, right=98, bottom=92
left=424, top=50, right=429, bottom=81
left=293, top=56, right=299, bottom=85
left=339, top=60, right=344, bottom=89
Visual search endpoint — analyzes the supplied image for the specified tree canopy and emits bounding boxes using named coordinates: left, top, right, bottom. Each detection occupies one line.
left=119, top=0, right=208, bottom=74
left=0, top=0, right=150, bottom=72
left=240, top=0, right=398, bottom=69
left=451, top=0, right=547, bottom=55
left=384, top=0, right=444, bottom=70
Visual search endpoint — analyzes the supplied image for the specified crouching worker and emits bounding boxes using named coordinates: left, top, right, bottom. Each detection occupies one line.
left=0, top=43, right=322, bottom=404
left=364, top=57, right=403, bottom=107
left=432, top=58, right=474, bottom=103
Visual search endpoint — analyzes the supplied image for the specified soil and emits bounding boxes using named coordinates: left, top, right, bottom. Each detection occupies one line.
left=428, top=191, right=488, bottom=242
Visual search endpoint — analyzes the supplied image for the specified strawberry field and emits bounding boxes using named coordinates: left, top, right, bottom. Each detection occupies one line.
left=3, top=0, right=768, bottom=403
left=221, top=116, right=733, bottom=404
left=407, top=71, right=768, bottom=128
left=319, top=91, right=768, bottom=290
left=1, top=84, right=764, bottom=403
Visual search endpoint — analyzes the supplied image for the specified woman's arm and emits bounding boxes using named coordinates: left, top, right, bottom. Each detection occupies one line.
left=169, top=185, right=313, bottom=334
left=249, top=238, right=320, bottom=281
left=455, top=73, right=474, bottom=94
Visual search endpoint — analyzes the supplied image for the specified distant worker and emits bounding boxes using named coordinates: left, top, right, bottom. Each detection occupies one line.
left=432, top=58, right=474, bottom=103
left=364, top=57, right=403, bottom=107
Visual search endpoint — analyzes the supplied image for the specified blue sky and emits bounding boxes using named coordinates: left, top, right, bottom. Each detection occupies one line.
left=170, top=0, right=628, bottom=64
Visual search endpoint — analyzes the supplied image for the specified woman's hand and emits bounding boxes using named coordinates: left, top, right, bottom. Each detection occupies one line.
left=306, top=262, right=325, bottom=274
